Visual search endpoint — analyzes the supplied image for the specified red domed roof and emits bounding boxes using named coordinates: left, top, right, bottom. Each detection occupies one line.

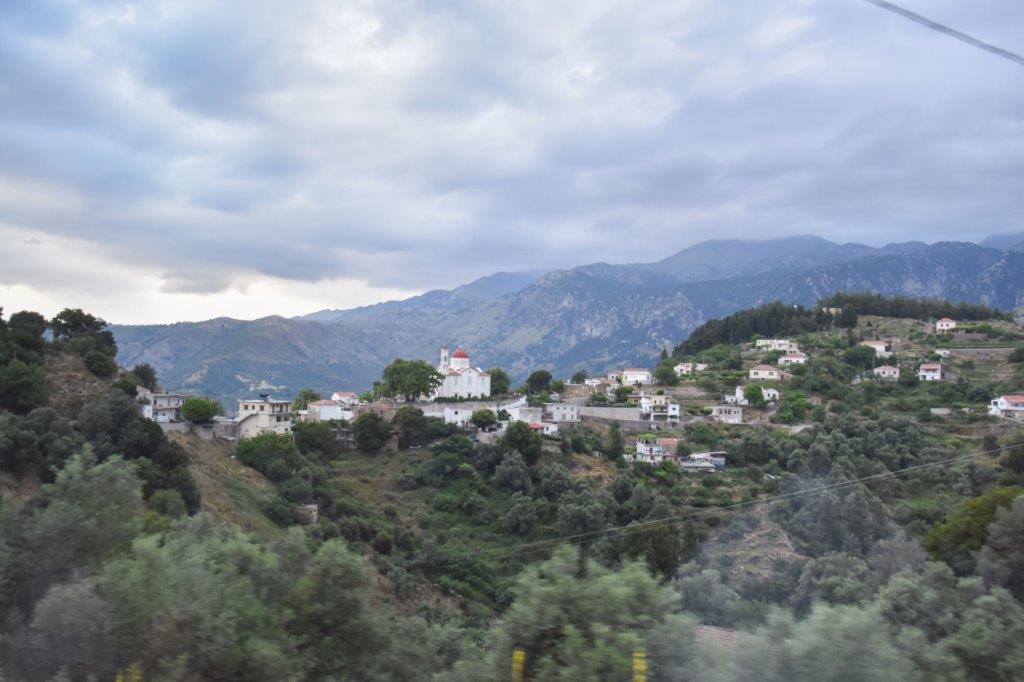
left=452, top=347, right=469, bottom=358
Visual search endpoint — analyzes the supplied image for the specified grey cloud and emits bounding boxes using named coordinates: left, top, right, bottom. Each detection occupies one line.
left=1, top=0, right=1023, bottom=304
left=159, top=270, right=236, bottom=295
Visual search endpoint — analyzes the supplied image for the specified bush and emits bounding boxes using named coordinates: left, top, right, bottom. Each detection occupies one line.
left=180, top=397, right=221, bottom=424
left=293, top=421, right=343, bottom=459
left=264, top=497, right=295, bottom=526
left=0, top=359, right=49, bottom=414
left=235, top=433, right=303, bottom=482
left=146, top=489, right=188, bottom=518
left=500, top=421, right=544, bottom=465
left=432, top=492, right=460, bottom=511
left=353, top=412, right=392, bottom=454
left=279, top=476, right=314, bottom=504
left=494, top=452, right=532, bottom=493
left=498, top=492, right=541, bottom=535
left=539, top=463, right=571, bottom=500
left=83, top=350, right=118, bottom=378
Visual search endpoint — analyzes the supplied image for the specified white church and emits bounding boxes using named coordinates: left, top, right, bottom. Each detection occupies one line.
left=433, top=345, right=491, bottom=399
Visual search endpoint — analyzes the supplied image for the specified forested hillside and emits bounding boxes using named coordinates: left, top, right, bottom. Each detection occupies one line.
left=5, top=302, right=1024, bottom=679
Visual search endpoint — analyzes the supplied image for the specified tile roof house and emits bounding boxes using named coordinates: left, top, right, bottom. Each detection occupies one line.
left=918, top=363, right=943, bottom=382
left=330, top=391, right=360, bottom=405
left=988, top=395, right=1024, bottom=419
left=936, top=318, right=957, bottom=332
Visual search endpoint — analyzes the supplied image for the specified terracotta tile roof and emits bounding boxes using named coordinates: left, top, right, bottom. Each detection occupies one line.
left=920, top=363, right=942, bottom=370
left=1000, top=394, right=1024, bottom=402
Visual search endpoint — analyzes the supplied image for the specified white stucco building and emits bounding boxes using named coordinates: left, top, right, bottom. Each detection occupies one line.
left=989, top=395, right=1024, bottom=419
left=139, top=392, right=188, bottom=423
left=674, top=362, right=708, bottom=376
left=918, top=363, right=943, bottom=382
left=433, top=346, right=491, bottom=399
left=749, top=365, right=783, bottom=381
left=936, top=318, right=957, bottom=332
left=236, top=395, right=293, bottom=438
left=627, top=437, right=680, bottom=464
left=873, top=365, right=900, bottom=381
left=443, top=406, right=473, bottom=427
left=861, top=340, right=893, bottom=359
left=622, top=368, right=654, bottom=385
left=306, top=399, right=348, bottom=422
left=755, top=339, right=797, bottom=352
left=778, top=351, right=807, bottom=366
left=330, top=391, right=360, bottom=406
left=542, top=403, right=580, bottom=423
left=724, top=385, right=778, bottom=406
left=711, top=405, right=743, bottom=424
left=639, top=394, right=680, bottom=423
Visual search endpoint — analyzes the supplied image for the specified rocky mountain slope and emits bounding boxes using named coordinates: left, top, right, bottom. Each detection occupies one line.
left=112, top=239, right=1024, bottom=403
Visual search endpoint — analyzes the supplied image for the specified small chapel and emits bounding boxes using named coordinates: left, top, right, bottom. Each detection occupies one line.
left=434, top=345, right=491, bottom=399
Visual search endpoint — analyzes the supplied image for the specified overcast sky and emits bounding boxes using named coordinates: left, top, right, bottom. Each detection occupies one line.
left=1, top=0, right=1023, bottom=324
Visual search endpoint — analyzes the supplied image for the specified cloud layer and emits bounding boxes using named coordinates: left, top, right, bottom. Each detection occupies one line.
left=1, top=0, right=1023, bottom=322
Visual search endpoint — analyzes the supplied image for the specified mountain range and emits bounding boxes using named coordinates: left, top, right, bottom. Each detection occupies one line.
left=112, top=236, right=1024, bottom=404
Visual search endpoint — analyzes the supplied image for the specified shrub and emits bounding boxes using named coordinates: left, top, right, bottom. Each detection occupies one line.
left=0, top=359, right=49, bottom=414
left=432, top=492, right=460, bottom=511
left=293, top=421, right=342, bottom=459
left=500, top=421, right=543, bottom=465
left=264, top=497, right=295, bottom=526
left=279, top=476, right=315, bottom=504
left=352, top=412, right=392, bottom=454
left=494, top=452, right=532, bottom=493
left=146, top=489, right=187, bottom=518
left=83, top=350, right=117, bottom=378
left=498, top=492, right=541, bottom=535
left=235, top=433, right=303, bottom=482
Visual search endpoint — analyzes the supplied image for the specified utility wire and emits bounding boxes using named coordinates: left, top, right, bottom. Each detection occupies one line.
left=399, top=439, right=1024, bottom=574
left=860, top=0, right=1024, bottom=67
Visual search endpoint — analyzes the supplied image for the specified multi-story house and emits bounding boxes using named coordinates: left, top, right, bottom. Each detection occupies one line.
left=236, top=395, right=293, bottom=438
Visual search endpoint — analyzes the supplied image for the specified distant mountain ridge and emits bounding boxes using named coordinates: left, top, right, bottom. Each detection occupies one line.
left=980, top=232, right=1024, bottom=253
left=112, top=237, right=1024, bottom=403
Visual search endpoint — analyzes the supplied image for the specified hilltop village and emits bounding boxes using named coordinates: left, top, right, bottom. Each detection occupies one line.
left=137, top=307, right=1024, bottom=469
left=3, top=294, right=1024, bottom=679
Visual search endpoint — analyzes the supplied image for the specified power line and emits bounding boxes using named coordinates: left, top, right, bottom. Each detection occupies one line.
left=399, top=440, right=1023, bottom=574
left=860, top=0, right=1024, bottom=67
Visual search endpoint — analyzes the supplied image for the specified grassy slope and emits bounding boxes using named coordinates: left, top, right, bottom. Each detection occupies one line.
left=170, top=432, right=280, bottom=535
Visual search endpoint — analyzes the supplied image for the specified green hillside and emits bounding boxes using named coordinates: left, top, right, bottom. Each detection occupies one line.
left=4, top=302, right=1024, bottom=679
